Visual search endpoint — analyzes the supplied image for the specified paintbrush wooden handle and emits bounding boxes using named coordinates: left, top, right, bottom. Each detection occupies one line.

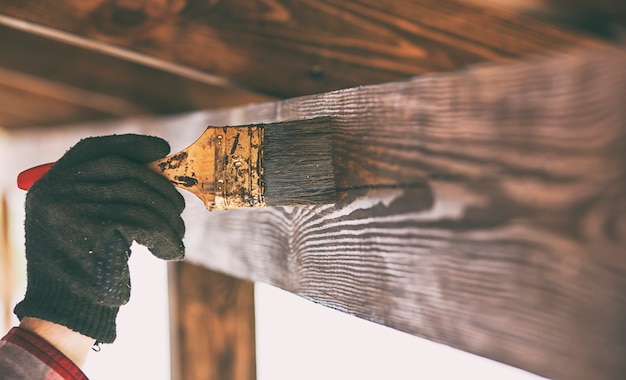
left=18, top=117, right=334, bottom=210
left=18, top=126, right=265, bottom=211
left=149, top=126, right=265, bottom=210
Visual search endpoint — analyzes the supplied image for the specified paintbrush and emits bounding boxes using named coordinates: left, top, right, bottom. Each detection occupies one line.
left=17, top=117, right=336, bottom=210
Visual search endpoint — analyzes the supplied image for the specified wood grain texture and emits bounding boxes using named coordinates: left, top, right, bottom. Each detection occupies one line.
left=464, top=0, right=626, bottom=39
left=1, top=195, right=12, bottom=332
left=165, top=47, right=624, bottom=380
left=0, top=77, right=120, bottom=128
left=0, top=25, right=269, bottom=128
left=169, top=262, right=256, bottom=380
left=0, top=0, right=603, bottom=98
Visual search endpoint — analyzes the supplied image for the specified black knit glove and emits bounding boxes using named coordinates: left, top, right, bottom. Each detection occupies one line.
left=14, top=134, right=185, bottom=344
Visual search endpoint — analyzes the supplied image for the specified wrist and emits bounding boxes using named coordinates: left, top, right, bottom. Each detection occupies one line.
left=14, top=266, right=120, bottom=343
left=19, top=317, right=96, bottom=367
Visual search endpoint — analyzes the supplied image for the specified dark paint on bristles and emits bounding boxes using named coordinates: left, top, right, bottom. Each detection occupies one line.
left=263, top=117, right=336, bottom=206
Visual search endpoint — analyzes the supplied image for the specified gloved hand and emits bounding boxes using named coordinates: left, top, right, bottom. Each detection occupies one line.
left=14, top=134, right=185, bottom=344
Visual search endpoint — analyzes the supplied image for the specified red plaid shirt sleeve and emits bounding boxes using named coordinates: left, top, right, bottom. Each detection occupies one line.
left=0, top=327, right=89, bottom=380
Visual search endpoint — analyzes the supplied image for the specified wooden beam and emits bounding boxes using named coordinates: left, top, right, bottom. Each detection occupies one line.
left=0, top=0, right=602, bottom=98
left=168, top=262, right=256, bottom=380
left=0, top=194, right=12, bottom=332
left=0, top=78, right=121, bottom=128
left=463, top=0, right=626, bottom=39
left=5, top=46, right=624, bottom=379
left=0, top=25, right=269, bottom=128
left=164, top=47, right=626, bottom=380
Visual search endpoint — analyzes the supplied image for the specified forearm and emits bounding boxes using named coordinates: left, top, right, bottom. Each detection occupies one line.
left=19, top=317, right=95, bottom=367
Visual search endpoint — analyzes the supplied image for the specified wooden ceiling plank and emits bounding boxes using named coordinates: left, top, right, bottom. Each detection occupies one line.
left=463, top=0, right=626, bottom=39
left=0, top=24, right=270, bottom=128
left=0, top=13, right=244, bottom=90
left=0, top=84, right=120, bottom=128
left=0, top=67, right=146, bottom=116
left=0, top=0, right=604, bottom=98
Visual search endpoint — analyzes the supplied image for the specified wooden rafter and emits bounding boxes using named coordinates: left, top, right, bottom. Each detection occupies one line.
left=0, top=0, right=602, bottom=100
left=175, top=47, right=626, bottom=380
left=0, top=25, right=269, bottom=128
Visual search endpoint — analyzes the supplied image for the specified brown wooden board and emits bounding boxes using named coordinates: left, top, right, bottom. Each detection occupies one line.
left=463, top=0, right=626, bottom=38
left=0, top=78, right=119, bottom=128
left=0, top=0, right=602, bottom=99
left=0, top=25, right=269, bottom=128
left=169, top=262, right=256, bottom=380
left=1, top=195, right=12, bottom=332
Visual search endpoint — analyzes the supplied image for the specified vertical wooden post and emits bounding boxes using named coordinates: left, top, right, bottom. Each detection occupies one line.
left=1, top=194, right=13, bottom=332
left=168, top=262, right=256, bottom=380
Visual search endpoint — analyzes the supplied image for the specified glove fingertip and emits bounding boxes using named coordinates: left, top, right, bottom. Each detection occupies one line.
left=55, top=134, right=171, bottom=167
left=149, top=240, right=185, bottom=261
left=144, top=135, right=171, bottom=157
left=122, top=134, right=171, bottom=163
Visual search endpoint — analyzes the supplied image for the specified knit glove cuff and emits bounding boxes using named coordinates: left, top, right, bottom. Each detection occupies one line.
left=14, top=266, right=120, bottom=343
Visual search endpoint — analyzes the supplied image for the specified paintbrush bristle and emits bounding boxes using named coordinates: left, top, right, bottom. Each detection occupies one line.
left=263, top=117, right=336, bottom=206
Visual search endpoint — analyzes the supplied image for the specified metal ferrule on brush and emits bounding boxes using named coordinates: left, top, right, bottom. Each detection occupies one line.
left=214, top=126, right=266, bottom=210
left=150, top=125, right=266, bottom=211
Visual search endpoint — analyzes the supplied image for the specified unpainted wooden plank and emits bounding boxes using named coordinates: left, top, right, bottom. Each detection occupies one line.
left=0, top=25, right=270, bottom=128
left=0, top=0, right=603, bottom=98
left=0, top=79, right=120, bottom=128
left=464, top=0, right=626, bottom=39
left=168, top=262, right=256, bottom=380
left=0, top=194, right=12, bottom=332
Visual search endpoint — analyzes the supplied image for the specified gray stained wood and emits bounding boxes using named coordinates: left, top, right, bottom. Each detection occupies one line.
left=0, top=0, right=602, bottom=98
left=169, top=47, right=625, bottom=380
